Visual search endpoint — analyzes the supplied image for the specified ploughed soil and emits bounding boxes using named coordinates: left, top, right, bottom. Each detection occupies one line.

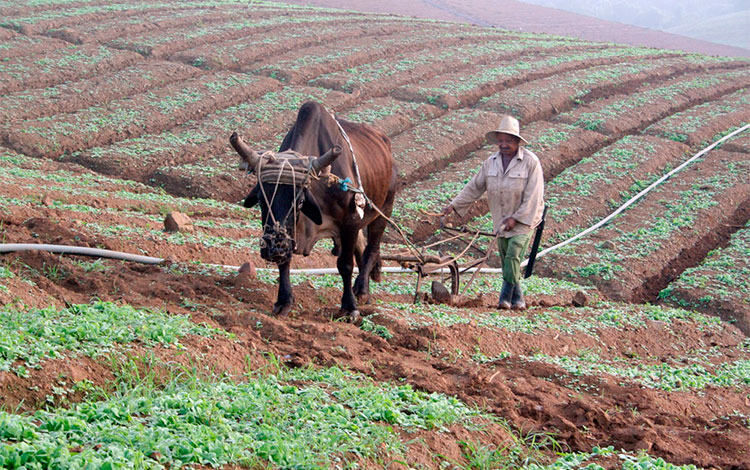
left=2, top=170, right=750, bottom=469
left=282, top=0, right=750, bottom=58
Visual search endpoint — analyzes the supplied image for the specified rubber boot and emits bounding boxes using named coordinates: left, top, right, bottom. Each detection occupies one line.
left=511, top=282, right=526, bottom=310
left=498, top=281, right=513, bottom=310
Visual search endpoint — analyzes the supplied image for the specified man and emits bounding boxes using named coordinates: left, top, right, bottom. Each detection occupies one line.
left=441, top=116, right=544, bottom=310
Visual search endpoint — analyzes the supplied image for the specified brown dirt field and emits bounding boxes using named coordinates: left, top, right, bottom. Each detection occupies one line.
left=391, top=108, right=501, bottom=185
left=0, top=27, right=17, bottom=40
left=340, top=98, right=444, bottom=138
left=3, top=2, right=750, bottom=468
left=4, top=73, right=280, bottom=159
left=554, top=70, right=750, bottom=137
left=307, top=39, right=553, bottom=98
left=477, top=58, right=715, bottom=124
left=538, top=150, right=750, bottom=304
left=1, top=235, right=749, bottom=467
left=524, top=121, right=608, bottom=180
left=0, top=61, right=203, bottom=123
left=172, top=19, right=441, bottom=72
left=284, top=0, right=750, bottom=58
left=391, top=47, right=653, bottom=111
left=246, top=25, right=496, bottom=82
left=107, top=12, right=372, bottom=59
left=0, top=44, right=142, bottom=94
left=47, top=10, right=239, bottom=45
left=0, top=35, right=70, bottom=59
left=544, top=135, right=691, bottom=240
left=644, top=88, right=750, bottom=147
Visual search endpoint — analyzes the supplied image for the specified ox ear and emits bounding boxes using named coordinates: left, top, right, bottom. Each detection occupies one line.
left=243, top=185, right=259, bottom=208
left=301, top=188, right=322, bottom=225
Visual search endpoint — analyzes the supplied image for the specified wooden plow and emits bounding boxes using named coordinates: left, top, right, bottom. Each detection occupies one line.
left=381, top=225, right=498, bottom=303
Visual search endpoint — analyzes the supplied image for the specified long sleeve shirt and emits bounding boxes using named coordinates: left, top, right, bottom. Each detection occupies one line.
left=450, top=148, right=544, bottom=237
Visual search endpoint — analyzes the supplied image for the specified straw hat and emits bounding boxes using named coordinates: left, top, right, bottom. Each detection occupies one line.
left=486, top=115, right=528, bottom=144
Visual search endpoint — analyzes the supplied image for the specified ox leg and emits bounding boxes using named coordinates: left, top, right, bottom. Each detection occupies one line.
left=272, top=262, right=294, bottom=316
left=354, top=201, right=392, bottom=304
left=337, top=228, right=360, bottom=320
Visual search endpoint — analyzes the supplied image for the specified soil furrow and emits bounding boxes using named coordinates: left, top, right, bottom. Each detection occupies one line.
left=0, top=44, right=142, bottom=95
left=554, top=68, right=750, bottom=137
left=171, top=19, right=470, bottom=72
left=537, top=150, right=750, bottom=304
left=107, top=14, right=393, bottom=59
left=391, top=48, right=684, bottom=110
left=4, top=73, right=280, bottom=159
left=0, top=61, right=203, bottom=124
left=248, top=28, right=520, bottom=84
left=660, top=222, right=750, bottom=334
left=476, top=57, right=738, bottom=124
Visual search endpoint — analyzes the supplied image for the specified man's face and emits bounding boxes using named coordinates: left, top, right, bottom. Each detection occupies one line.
left=497, top=133, right=520, bottom=157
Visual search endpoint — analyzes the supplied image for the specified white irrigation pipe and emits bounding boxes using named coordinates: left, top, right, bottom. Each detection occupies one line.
left=525, top=123, right=750, bottom=264
left=0, top=244, right=163, bottom=264
left=1, top=125, right=746, bottom=275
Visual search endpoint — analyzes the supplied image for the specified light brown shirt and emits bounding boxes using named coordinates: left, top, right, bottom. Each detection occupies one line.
left=450, top=148, right=544, bottom=237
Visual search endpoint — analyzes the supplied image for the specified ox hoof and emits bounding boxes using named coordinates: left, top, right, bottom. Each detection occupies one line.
left=356, top=293, right=371, bottom=305
left=347, top=309, right=361, bottom=323
left=337, top=309, right=361, bottom=323
left=272, top=303, right=293, bottom=317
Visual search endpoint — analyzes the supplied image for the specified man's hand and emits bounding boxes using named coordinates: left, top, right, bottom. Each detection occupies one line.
left=439, top=205, right=454, bottom=228
left=500, top=217, right=517, bottom=231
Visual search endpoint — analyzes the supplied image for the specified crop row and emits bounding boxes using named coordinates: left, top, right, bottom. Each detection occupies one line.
left=5, top=72, right=278, bottom=159
left=0, top=148, right=243, bottom=215
left=476, top=56, right=735, bottom=123
left=0, top=44, right=141, bottom=94
left=724, top=128, right=750, bottom=153
left=390, top=108, right=502, bottom=183
left=544, top=135, right=690, bottom=237
left=0, top=34, right=69, bottom=60
left=43, top=8, right=236, bottom=45
left=309, top=38, right=604, bottom=97
left=644, top=87, right=750, bottom=146
left=391, top=46, right=687, bottom=110
left=0, top=361, right=483, bottom=469
left=170, top=18, right=466, bottom=71
left=339, top=97, right=443, bottom=138
left=538, top=150, right=750, bottom=302
left=557, top=68, right=750, bottom=135
left=371, top=294, right=748, bottom=391
left=0, top=148, right=273, bottom=265
left=248, top=27, right=522, bottom=83
left=0, top=61, right=202, bottom=124
left=107, top=13, right=395, bottom=58
left=660, top=221, right=750, bottom=335
left=0, top=1, right=320, bottom=34
left=533, top=86, right=750, bottom=236
left=67, top=85, right=353, bottom=195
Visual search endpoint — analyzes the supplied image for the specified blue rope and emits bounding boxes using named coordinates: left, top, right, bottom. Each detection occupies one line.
left=339, top=177, right=352, bottom=191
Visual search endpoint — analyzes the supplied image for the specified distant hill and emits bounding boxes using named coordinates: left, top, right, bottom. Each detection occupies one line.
left=522, top=0, right=749, bottom=51
left=668, top=10, right=750, bottom=51
left=281, top=0, right=750, bottom=58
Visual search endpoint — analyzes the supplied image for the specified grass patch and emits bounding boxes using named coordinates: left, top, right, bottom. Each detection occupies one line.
left=0, top=302, right=225, bottom=377
left=0, top=363, right=482, bottom=469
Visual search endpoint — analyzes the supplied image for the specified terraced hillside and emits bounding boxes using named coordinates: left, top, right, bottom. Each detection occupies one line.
left=1, top=1, right=749, bottom=469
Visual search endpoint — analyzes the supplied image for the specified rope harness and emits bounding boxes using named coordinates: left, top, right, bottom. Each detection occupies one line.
left=253, top=150, right=320, bottom=264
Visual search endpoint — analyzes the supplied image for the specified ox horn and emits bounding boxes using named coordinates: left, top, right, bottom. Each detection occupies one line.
left=230, top=132, right=261, bottom=171
left=311, top=145, right=342, bottom=172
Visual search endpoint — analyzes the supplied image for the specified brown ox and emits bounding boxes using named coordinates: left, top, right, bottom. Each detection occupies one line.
left=230, top=101, right=397, bottom=318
